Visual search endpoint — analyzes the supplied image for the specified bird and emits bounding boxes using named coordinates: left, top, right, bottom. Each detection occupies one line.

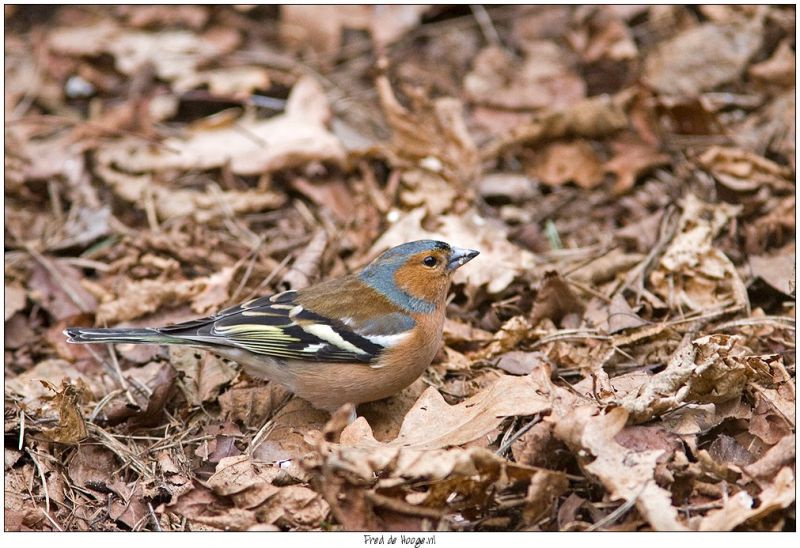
left=65, top=240, right=479, bottom=413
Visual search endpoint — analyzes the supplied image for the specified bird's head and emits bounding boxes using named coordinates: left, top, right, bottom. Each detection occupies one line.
left=360, top=240, right=479, bottom=312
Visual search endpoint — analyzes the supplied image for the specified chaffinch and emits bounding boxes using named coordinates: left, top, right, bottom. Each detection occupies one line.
left=65, top=240, right=479, bottom=412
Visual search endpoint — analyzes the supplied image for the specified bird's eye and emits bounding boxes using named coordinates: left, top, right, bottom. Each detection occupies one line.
left=423, top=256, right=438, bottom=267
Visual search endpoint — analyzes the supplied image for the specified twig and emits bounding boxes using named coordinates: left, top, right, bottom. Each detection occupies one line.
left=84, top=345, right=137, bottom=406
left=41, top=510, right=64, bottom=532
left=26, top=448, right=51, bottom=514
left=26, top=247, right=94, bottom=312
left=147, top=502, right=162, bottom=532
left=613, top=205, right=678, bottom=303
left=229, top=234, right=266, bottom=304
left=246, top=392, right=293, bottom=456
left=587, top=481, right=649, bottom=531
left=713, top=316, right=795, bottom=332
left=19, top=409, right=25, bottom=450
left=531, top=329, right=610, bottom=349
left=496, top=415, right=541, bottom=456
left=470, top=5, right=502, bottom=47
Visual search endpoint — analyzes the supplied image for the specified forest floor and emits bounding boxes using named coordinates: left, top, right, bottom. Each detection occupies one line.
left=3, top=5, right=796, bottom=531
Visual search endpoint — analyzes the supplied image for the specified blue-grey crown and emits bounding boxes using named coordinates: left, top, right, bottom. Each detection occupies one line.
left=359, top=240, right=451, bottom=313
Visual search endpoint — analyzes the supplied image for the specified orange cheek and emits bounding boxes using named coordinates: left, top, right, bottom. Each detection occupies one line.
left=394, top=263, right=448, bottom=303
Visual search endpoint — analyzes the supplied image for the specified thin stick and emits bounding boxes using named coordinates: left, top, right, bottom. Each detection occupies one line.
left=19, top=409, right=25, bottom=450
left=147, top=502, right=162, bottom=532
left=470, top=5, right=502, bottom=46
left=496, top=415, right=541, bottom=456
left=26, top=448, right=51, bottom=514
left=587, top=480, right=649, bottom=531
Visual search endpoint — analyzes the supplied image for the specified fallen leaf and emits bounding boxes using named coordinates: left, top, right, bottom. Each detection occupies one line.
left=649, top=194, right=748, bottom=313
left=748, top=39, right=795, bottom=86
left=5, top=285, right=26, bottom=321
left=377, top=74, right=480, bottom=186
left=695, top=467, right=794, bottom=531
left=621, top=334, right=771, bottom=422
left=96, top=265, right=242, bottom=325
left=697, top=146, right=794, bottom=193
left=95, top=163, right=286, bottom=223
left=107, top=480, right=148, bottom=529
left=177, top=66, right=270, bottom=97
left=67, top=445, right=118, bottom=489
left=604, top=135, right=669, bottom=194
left=550, top=405, right=686, bottom=530
left=743, top=435, right=795, bottom=482
left=255, top=484, right=330, bottom=527
left=643, top=21, right=762, bottom=96
left=191, top=266, right=237, bottom=314
left=480, top=92, right=628, bottom=161
left=50, top=23, right=239, bottom=86
left=530, top=271, right=585, bottom=327
left=28, top=255, right=97, bottom=321
left=281, top=5, right=428, bottom=55
left=748, top=383, right=794, bottom=445
left=341, top=369, right=553, bottom=450
left=708, top=434, right=755, bottom=468
left=465, top=43, right=585, bottom=111
left=606, top=293, right=647, bottom=333
left=495, top=351, right=550, bottom=376
left=42, top=381, right=88, bottom=444
left=528, top=140, right=604, bottom=189
left=170, top=346, right=237, bottom=405
left=749, top=243, right=795, bottom=296
left=6, top=359, right=91, bottom=404
left=477, top=173, right=539, bottom=202
left=207, top=455, right=281, bottom=509
left=218, top=383, right=291, bottom=429
left=95, top=75, right=345, bottom=177
left=568, top=7, right=637, bottom=63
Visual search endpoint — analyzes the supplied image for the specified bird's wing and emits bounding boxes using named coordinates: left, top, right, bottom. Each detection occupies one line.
left=157, top=290, right=411, bottom=363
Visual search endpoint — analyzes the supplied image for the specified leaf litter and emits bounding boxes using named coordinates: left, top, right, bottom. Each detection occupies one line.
left=4, top=4, right=795, bottom=532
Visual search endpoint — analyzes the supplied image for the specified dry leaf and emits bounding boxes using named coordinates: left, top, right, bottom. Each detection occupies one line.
left=50, top=23, right=238, bottom=86
left=377, top=74, right=479, bottom=186
left=95, top=75, right=345, bottom=177
left=550, top=405, right=686, bottom=531
left=207, top=455, right=282, bottom=509
left=698, top=146, right=794, bottom=193
left=6, top=359, right=91, bottom=404
left=281, top=5, right=428, bottom=55
left=695, top=467, right=795, bottom=531
left=28, top=255, right=97, bottom=320
left=743, top=435, right=795, bottom=481
left=529, top=140, right=604, bottom=189
left=748, top=39, right=795, bottom=86
left=530, top=271, right=585, bottom=327
left=42, top=381, right=88, bottom=444
left=170, top=346, right=237, bottom=405
left=341, top=369, right=553, bottom=450
left=749, top=243, right=795, bottom=296
left=604, top=136, right=669, bottom=194
left=649, top=194, right=747, bottom=313
left=218, top=383, right=291, bottom=429
left=96, top=163, right=286, bottom=223
left=465, top=44, right=585, bottom=111
left=96, top=266, right=239, bottom=325
left=5, top=285, right=26, bottom=321
left=643, top=22, right=762, bottom=96
left=621, top=334, right=770, bottom=422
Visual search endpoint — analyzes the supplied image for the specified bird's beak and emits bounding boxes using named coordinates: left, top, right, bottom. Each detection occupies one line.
left=447, top=247, right=480, bottom=271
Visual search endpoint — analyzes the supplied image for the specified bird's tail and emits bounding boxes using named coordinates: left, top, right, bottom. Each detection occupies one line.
left=64, top=327, right=191, bottom=346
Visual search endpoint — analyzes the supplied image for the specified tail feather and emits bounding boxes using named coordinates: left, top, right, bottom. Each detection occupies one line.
left=64, top=327, right=190, bottom=346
